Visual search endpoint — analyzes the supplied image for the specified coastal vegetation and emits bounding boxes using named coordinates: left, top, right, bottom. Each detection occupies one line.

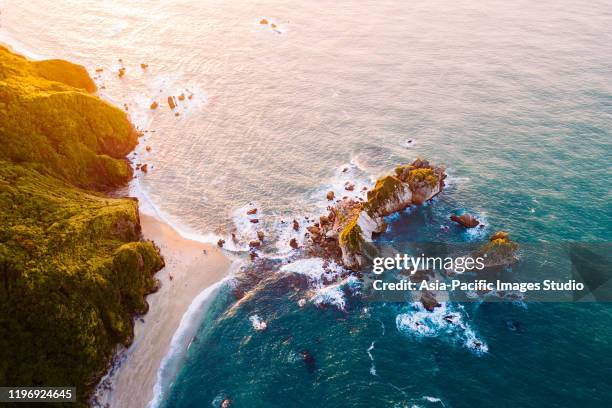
left=476, top=231, right=520, bottom=267
left=338, top=215, right=364, bottom=253
left=0, top=46, right=163, bottom=404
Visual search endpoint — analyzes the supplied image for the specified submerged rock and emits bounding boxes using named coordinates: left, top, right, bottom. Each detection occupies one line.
left=300, top=350, right=316, bottom=373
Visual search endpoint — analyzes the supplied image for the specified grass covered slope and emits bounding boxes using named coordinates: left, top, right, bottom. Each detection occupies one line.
left=0, top=47, right=164, bottom=402
left=0, top=45, right=137, bottom=190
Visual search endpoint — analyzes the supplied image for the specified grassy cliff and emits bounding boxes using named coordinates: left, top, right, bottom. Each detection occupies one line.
left=0, top=45, right=137, bottom=190
left=0, top=46, right=163, bottom=403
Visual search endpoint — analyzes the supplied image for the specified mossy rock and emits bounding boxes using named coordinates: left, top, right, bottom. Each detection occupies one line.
left=364, top=175, right=404, bottom=216
left=407, top=167, right=439, bottom=189
left=476, top=232, right=519, bottom=267
left=339, top=215, right=364, bottom=253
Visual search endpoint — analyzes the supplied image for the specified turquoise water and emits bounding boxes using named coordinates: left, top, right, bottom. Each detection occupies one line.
left=1, top=0, right=611, bottom=406
left=156, top=0, right=611, bottom=405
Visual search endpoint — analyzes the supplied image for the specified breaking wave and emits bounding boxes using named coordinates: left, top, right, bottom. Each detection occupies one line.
left=395, top=302, right=488, bottom=355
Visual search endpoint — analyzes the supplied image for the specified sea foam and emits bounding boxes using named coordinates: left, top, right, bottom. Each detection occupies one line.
left=395, top=302, right=488, bottom=355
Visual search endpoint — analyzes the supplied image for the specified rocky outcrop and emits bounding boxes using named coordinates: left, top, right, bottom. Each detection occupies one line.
left=450, top=213, right=480, bottom=228
left=475, top=231, right=519, bottom=268
left=308, top=159, right=446, bottom=270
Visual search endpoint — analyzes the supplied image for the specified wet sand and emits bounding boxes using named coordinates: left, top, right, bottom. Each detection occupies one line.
left=93, top=213, right=233, bottom=407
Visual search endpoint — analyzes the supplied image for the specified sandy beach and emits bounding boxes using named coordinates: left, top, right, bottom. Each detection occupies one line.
left=92, top=213, right=234, bottom=408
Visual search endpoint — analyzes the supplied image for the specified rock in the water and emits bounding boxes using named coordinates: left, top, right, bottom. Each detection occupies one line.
left=490, top=231, right=509, bottom=241
left=307, top=159, right=446, bottom=270
left=420, top=290, right=441, bottom=311
left=344, top=181, right=355, bottom=191
left=178, top=93, right=185, bottom=101
left=326, top=191, right=335, bottom=201
left=149, top=101, right=158, bottom=109
left=257, top=231, right=265, bottom=241
left=140, top=63, right=148, bottom=69
left=250, top=218, right=259, bottom=224
left=300, top=350, right=316, bottom=373
left=247, top=208, right=258, bottom=215
left=307, top=226, right=321, bottom=236
left=217, top=239, right=225, bottom=248
left=167, top=96, right=176, bottom=109
left=221, top=398, right=231, bottom=408
left=450, top=213, right=480, bottom=228
left=289, top=238, right=299, bottom=249
left=118, top=67, right=126, bottom=78
left=475, top=231, right=519, bottom=267
left=292, top=219, right=300, bottom=231
left=260, top=18, right=269, bottom=25
left=249, top=240, right=261, bottom=248
left=140, top=164, right=148, bottom=173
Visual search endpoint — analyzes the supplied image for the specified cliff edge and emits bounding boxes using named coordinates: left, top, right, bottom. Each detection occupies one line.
left=0, top=46, right=163, bottom=404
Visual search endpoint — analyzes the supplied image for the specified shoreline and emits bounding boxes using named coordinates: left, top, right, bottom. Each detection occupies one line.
left=92, top=213, right=234, bottom=408
left=0, top=38, right=236, bottom=406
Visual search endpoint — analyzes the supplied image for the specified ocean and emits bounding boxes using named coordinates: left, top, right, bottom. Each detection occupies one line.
left=1, top=0, right=610, bottom=406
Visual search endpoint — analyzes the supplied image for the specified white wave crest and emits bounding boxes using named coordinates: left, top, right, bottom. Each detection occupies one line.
left=280, top=258, right=346, bottom=285
left=395, top=302, right=487, bottom=355
left=249, top=315, right=268, bottom=331
left=311, top=276, right=361, bottom=311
